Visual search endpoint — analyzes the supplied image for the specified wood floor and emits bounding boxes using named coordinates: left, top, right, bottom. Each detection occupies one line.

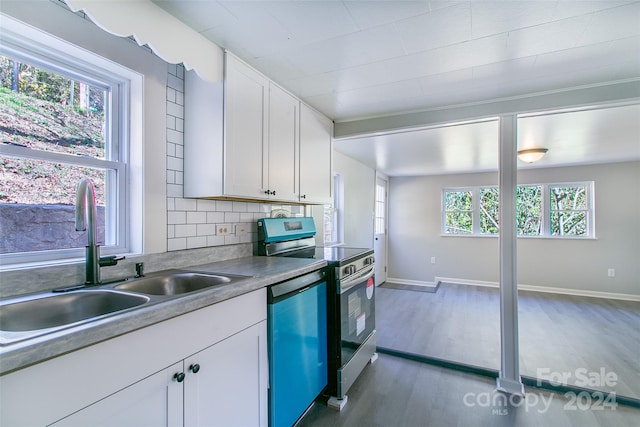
left=374, top=283, right=640, bottom=399
left=298, top=353, right=640, bottom=427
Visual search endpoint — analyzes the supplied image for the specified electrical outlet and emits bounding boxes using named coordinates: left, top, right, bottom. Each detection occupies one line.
left=235, top=224, right=248, bottom=237
left=217, top=225, right=230, bottom=236
left=607, top=268, right=615, bottom=278
left=431, top=257, right=436, bottom=264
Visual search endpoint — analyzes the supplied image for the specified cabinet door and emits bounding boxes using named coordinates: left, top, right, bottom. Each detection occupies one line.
left=51, top=362, right=184, bottom=427
left=225, top=54, right=269, bottom=199
left=268, top=83, right=299, bottom=202
left=184, top=321, right=267, bottom=427
left=299, top=104, right=333, bottom=204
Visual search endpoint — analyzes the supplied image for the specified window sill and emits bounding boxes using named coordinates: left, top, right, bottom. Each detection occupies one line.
left=439, top=234, right=597, bottom=240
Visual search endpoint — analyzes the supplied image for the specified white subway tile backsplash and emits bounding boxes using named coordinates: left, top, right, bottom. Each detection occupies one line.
left=207, top=235, right=225, bottom=246
left=224, top=212, right=240, bottom=223
left=167, top=156, right=183, bottom=172
left=216, top=201, right=233, bottom=211
left=175, top=198, right=197, bottom=211
left=168, top=238, right=187, bottom=251
left=167, top=170, right=176, bottom=184
left=168, top=211, right=186, bottom=225
left=197, top=199, right=217, bottom=211
left=197, top=223, right=216, bottom=235
left=175, top=224, right=197, bottom=238
left=232, top=201, right=248, bottom=212
left=167, top=184, right=183, bottom=198
left=167, top=87, right=176, bottom=103
left=167, top=129, right=183, bottom=145
left=207, top=211, right=225, bottom=223
left=166, top=101, right=184, bottom=119
left=187, top=236, right=207, bottom=249
left=167, top=142, right=176, bottom=157
left=167, top=73, right=182, bottom=92
left=240, top=212, right=254, bottom=222
left=187, top=211, right=207, bottom=224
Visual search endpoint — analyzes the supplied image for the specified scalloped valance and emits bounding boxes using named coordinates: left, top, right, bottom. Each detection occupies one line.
left=64, top=0, right=223, bottom=83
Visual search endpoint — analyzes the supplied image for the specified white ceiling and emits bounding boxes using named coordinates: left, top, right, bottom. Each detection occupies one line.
left=152, top=0, right=640, bottom=175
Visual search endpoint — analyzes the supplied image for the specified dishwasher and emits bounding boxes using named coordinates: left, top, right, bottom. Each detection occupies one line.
left=267, top=269, right=327, bottom=427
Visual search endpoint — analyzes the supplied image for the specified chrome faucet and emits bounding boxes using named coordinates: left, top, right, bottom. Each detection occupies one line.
left=75, top=178, right=124, bottom=285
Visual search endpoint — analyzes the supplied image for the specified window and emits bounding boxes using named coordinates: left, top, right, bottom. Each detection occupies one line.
left=443, top=189, right=473, bottom=234
left=442, top=183, right=594, bottom=238
left=549, top=184, right=590, bottom=236
left=375, top=179, right=386, bottom=235
left=0, top=18, right=137, bottom=265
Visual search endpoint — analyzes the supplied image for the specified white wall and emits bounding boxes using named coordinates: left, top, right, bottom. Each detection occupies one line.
left=388, top=161, right=640, bottom=297
left=333, top=151, right=376, bottom=248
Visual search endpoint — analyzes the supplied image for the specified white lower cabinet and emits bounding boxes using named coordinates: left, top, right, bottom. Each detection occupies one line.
left=184, top=322, right=266, bottom=427
left=52, top=321, right=267, bottom=427
left=51, top=362, right=184, bottom=427
left=0, top=288, right=267, bottom=427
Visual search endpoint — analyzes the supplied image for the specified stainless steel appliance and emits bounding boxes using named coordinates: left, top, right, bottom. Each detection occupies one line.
left=257, top=217, right=377, bottom=411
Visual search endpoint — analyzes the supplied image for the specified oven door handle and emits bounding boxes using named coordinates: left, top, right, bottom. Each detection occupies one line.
left=339, top=264, right=375, bottom=294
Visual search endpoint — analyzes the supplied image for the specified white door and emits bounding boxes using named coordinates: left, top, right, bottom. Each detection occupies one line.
left=374, top=176, right=388, bottom=285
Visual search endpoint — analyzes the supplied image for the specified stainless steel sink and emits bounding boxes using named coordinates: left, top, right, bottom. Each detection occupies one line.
left=0, top=290, right=149, bottom=344
left=114, top=272, right=242, bottom=296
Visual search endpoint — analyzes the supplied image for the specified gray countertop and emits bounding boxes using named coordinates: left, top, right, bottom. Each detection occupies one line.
left=0, top=256, right=326, bottom=376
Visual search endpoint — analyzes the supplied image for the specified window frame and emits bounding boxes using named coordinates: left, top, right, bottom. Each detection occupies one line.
left=0, top=16, right=137, bottom=266
left=441, top=181, right=595, bottom=239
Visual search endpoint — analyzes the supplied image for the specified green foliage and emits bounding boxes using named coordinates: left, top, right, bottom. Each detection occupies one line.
left=0, top=55, right=105, bottom=114
left=550, top=186, right=588, bottom=235
left=444, top=190, right=473, bottom=233
left=517, top=186, right=542, bottom=235
left=444, top=185, right=587, bottom=236
left=480, top=187, right=499, bottom=234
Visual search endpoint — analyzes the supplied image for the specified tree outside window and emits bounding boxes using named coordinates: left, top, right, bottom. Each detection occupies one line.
left=442, top=183, right=593, bottom=238
left=444, top=190, right=473, bottom=234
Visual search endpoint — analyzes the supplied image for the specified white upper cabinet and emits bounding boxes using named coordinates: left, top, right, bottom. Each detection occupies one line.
left=299, top=103, right=333, bottom=204
left=184, top=51, right=331, bottom=204
left=267, top=82, right=299, bottom=202
left=224, top=54, right=269, bottom=199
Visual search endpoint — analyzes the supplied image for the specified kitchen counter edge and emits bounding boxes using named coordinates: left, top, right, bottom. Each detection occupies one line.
left=0, top=256, right=327, bottom=376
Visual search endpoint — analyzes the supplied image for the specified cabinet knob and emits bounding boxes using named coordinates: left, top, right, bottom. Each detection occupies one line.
left=264, top=190, right=270, bottom=195
left=301, top=194, right=306, bottom=199
left=271, top=190, right=276, bottom=196
left=189, top=363, right=201, bottom=374
left=174, top=372, right=185, bottom=383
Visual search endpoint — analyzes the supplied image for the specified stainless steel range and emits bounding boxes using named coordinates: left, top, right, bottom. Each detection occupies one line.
left=257, top=217, right=377, bottom=411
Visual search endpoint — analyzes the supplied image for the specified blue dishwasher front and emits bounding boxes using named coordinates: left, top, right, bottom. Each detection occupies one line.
left=267, top=269, right=327, bottom=427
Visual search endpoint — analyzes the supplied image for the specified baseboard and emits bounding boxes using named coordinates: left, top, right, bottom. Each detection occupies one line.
left=385, top=277, right=438, bottom=289
left=435, top=276, right=640, bottom=302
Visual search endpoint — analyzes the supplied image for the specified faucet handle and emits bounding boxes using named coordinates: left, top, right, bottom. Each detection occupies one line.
left=99, top=255, right=125, bottom=267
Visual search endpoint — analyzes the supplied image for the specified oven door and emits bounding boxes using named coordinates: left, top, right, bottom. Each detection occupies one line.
left=338, top=265, right=375, bottom=367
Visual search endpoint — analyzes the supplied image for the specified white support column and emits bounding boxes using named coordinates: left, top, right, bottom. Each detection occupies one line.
left=496, top=114, right=525, bottom=396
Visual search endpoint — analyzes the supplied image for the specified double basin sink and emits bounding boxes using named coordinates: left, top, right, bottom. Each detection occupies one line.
left=0, top=270, right=248, bottom=345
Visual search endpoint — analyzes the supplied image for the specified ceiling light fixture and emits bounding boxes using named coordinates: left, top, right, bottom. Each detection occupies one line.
left=517, top=148, right=548, bottom=163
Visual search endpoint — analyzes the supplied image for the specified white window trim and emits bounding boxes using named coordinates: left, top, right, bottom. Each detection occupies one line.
left=441, top=181, right=596, bottom=239
left=0, top=13, right=143, bottom=268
